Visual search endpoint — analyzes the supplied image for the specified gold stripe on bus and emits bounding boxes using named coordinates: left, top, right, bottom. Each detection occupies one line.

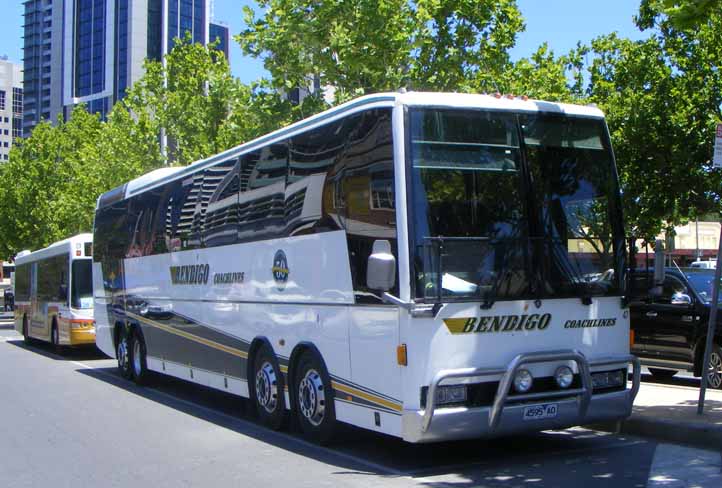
left=331, top=381, right=402, bottom=412
left=127, top=312, right=248, bottom=360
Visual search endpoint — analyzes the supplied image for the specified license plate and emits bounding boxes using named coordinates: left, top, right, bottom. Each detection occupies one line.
left=522, top=403, right=558, bottom=421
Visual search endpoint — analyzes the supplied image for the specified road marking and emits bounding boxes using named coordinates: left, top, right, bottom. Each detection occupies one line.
left=69, top=360, right=406, bottom=477
left=647, top=443, right=722, bottom=487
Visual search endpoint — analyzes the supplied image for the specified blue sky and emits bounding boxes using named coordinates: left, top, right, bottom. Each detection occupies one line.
left=0, top=0, right=649, bottom=84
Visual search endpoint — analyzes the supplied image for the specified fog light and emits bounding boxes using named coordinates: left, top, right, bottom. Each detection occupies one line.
left=435, top=385, right=467, bottom=405
left=513, top=369, right=533, bottom=393
left=554, top=366, right=574, bottom=389
left=591, top=370, right=625, bottom=389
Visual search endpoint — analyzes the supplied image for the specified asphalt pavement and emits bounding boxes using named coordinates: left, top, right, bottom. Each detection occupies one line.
left=0, top=319, right=720, bottom=488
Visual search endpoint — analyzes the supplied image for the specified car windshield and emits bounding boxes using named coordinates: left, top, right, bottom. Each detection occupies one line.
left=408, top=108, right=624, bottom=302
left=686, top=271, right=722, bottom=304
left=71, top=259, right=93, bottom=309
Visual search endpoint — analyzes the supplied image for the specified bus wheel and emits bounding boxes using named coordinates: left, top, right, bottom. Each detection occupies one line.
left=116, top=326, right=133, bottom=380
left=294, top=351, right=337, bottom=444
left=51, top=321, right=65, bottom=356
left=131, top=328, right=152, bottom=386
left=252, top=345, right=286, bottom=430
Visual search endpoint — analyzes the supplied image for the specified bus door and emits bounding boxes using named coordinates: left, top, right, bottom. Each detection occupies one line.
left=29, top=262, right=45, bottom=337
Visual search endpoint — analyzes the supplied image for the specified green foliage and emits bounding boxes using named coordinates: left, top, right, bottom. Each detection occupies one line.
left=582, top=12, right=722, bottom=240
left=638, top=0, right=721, bottom=29
left=237, top=0, right=524, bottom=101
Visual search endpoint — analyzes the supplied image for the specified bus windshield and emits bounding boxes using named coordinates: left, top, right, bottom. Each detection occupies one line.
left=409, top=108, right=624, bottom=302
left=71, top=259, right=93, bottom=309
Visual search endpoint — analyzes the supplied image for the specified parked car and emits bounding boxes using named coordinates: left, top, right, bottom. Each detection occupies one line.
left=629, top=268, right=722, bottom=388
left=689, top=260, right=716, bottom=270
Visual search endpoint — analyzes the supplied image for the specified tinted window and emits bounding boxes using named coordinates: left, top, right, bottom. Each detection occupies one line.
left=288, top=118, right=356, bottom=235
left=94, top=200, right=131, bottom=294
left=338, top=109, right=397, bottom=303
left=15, top=263, right=30, bottom=301
left=37, top=255, right=69, bottom=303
left=201, top=158, right=241, bottom=248
left=238, top=143, right=288, bottom=242
left=71, top=259, right=93, bottom=309
left=656, top=276, right=687, bottom=305
left=127, top=186, right=166, bottom=257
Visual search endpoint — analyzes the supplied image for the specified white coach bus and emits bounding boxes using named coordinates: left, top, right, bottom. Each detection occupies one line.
left=14, top=234, right=95, bottom=351
left=93, top=92, right=640, bottom=443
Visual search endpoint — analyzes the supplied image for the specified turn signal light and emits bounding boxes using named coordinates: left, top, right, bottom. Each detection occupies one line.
left=629, top=330, right=635, bottom=348
left=396, top=344, right=407, bottom=366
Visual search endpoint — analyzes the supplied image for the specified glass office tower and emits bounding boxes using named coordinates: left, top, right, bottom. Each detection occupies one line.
left=23, top=0, right=229, bottom=136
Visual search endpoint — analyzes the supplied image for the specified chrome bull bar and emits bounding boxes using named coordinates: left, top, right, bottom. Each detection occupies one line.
left=421, top=350, right=641, bottom=433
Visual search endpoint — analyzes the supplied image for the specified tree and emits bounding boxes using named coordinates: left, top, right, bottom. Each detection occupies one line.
left=581, top=16, right=722, bottom=240
left=638, top=0, right=722, bottom=29
left=237, top=0, right=524, bottom=102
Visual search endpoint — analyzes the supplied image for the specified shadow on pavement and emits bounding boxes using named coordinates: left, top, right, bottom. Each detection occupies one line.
left=6, top=338, right=108, bottom=362
left=641, top=372, right=700, bottom=389
left=75, top=365, right=656, bottom=485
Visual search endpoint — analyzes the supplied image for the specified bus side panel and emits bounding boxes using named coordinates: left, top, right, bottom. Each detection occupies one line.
left=92, top=261, right=114, bottom=357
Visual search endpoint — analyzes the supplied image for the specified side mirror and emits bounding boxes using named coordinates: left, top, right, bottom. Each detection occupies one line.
left=671, top=292, right=692, bottom=306
left=654, top=239, right=666, bottom=286
left=367, top=240, right=396, bottom=291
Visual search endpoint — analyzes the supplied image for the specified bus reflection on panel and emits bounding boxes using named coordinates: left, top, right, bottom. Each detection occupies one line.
left=93, top=92, right=640, bottom=444
left=14, top=234, right=95, bottom=352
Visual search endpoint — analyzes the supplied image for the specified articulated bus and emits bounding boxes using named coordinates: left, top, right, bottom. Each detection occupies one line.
left=93, top=92, right=640, bottom=443
left=14, top=234, right=95, bottom=351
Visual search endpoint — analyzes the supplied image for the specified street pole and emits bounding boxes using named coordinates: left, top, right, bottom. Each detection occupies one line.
left=697, top=222, right=722, bottom=415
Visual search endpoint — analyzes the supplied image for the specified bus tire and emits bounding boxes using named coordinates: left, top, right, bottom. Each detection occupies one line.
left=131, top=327, right=152, bottom=386
left=116, top=325, right=133, bottom=380
left=51, top=320, right=65, bottom=356
left=294, top=351, right=337, bottom=445
left=252, top=345, right=286, bottom=430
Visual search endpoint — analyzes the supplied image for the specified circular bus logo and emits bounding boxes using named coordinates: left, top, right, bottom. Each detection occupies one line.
left=272, top=250, right=289, bottom=291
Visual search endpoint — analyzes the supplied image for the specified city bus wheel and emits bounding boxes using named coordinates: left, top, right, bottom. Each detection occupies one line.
left=706, top=344, right=722, bottom=390
left=116, top=327, right=133, bottom=380
left=51, top=322, right=66, bottom=356
left=131, top=327, right=152, bottom=386
left=252, top=345, right=286, bottom=430
left=294, top=351, right=337, bottom=445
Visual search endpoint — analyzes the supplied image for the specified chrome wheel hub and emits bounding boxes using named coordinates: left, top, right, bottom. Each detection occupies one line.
left=117, top=336, right=129, bottom=370
left=707, top=352, right=722, bottom=389
left=255, top=362, right=278, bottom=413
left=298, top=369, right=325, bottom=427
left=133, top=339, right=142, bottom=376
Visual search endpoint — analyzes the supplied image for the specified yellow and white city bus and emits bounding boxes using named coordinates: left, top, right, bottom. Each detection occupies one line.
left=14, top=234, right=95, bottom=351
left=94, top=92, right=640, bottom=443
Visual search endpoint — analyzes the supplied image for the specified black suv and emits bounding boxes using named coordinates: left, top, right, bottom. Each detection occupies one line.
left=629, top=268, right=722, bottom=388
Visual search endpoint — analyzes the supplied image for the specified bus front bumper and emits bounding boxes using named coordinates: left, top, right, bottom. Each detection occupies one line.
left=402, top=350, right=640, bottom=443
left=69, top=327, right=96, bottom=345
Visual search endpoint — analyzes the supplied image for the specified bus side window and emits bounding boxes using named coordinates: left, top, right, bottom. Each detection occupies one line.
left=238, top=143, right=288, bottom=243
left=339, top=109, right=397, bottom=303
left=288, top=117, right=353, bottom=236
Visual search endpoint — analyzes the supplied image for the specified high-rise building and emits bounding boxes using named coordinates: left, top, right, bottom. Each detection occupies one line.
left=22, top=0, right=229, bottom=136
left=0, top=57, right=23, bottom=162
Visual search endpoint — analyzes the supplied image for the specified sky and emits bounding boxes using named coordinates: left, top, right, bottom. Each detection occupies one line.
left=0, top=0, right=650, bottom=84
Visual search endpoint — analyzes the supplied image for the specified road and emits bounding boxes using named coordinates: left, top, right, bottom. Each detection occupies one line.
left=0, top=316, right=720, bottom=488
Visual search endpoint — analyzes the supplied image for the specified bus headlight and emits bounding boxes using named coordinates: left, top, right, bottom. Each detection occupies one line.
left=435, top=385, right=467, bottom=405
left=554, top=366, right=574, bottom=389
left=513, top=369, right=533, bottom=393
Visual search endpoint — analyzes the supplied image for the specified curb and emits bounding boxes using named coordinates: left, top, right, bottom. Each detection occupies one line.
left=592, top=415, right=722, bottom=450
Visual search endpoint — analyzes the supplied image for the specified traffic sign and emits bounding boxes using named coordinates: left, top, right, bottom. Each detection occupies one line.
left=714, top=123, right=722, bottom=168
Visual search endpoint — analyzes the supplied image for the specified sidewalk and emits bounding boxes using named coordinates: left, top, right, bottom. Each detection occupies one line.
left=597, top=380, right=722, bottom=449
